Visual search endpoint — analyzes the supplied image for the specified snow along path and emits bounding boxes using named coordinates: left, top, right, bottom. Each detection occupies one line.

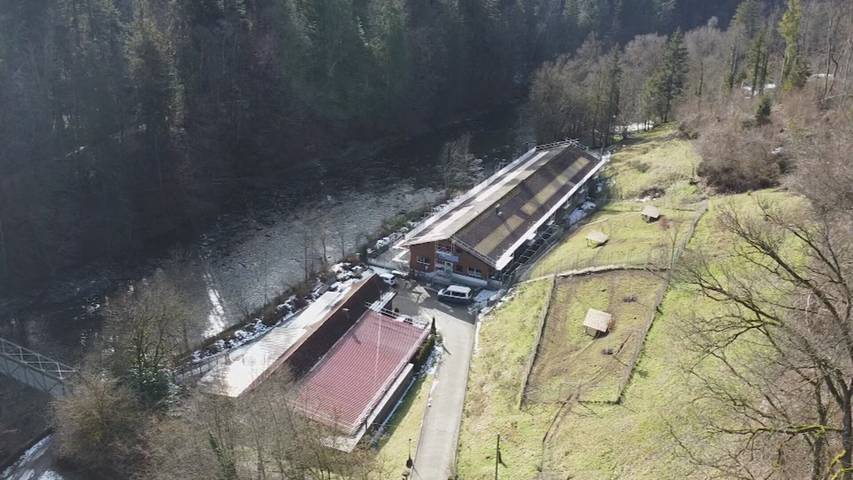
left=2, top=435, right=67, bottom=480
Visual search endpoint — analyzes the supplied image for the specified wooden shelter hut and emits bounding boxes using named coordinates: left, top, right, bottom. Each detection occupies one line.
left=586, top=230, right=609, bottom=248
left=583, top=308, right=613, bottom=337
left=641, top=205, right=661, bottom=223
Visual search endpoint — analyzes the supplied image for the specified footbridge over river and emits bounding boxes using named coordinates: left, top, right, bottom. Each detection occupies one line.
left=0, top=337, right=75, bottom=397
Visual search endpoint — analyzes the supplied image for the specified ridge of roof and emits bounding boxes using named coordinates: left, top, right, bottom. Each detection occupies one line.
left=406, top=142, right=599, bottom=248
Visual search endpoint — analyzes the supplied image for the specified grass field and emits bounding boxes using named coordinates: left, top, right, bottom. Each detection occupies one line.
left=374, top=372, right=433, bottom=471
left=607, top=126, right=702, bottom=204
left=537, top=192, right=795, bottom=478
left=529, top=201, right=696, bottom=277
left=457, top=190, right=804, bottom=479
left=457, top=279, right=559, bottom=479
left=526, top=271, right=666, bottom=404
left=530, top=126, right=702, bottom=279
left=457, top=120, right=808, bottom=478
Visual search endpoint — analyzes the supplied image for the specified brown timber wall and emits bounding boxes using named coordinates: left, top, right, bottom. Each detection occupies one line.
left=287, top=275, right=384, bottom=376
left=409, top=242, right=436, bottom=273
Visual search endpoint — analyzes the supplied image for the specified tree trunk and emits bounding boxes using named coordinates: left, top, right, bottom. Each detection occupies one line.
left=303, top=237, right=310, bottom=282
left=320, top=232, right=328, bottom=268
left=842, top=389, right=853, bottom=479
left=812, top=381, right=828, bottom=480
left=0, top=216, right=7, bottom=281
left=696, top=61, right=705, bottom=109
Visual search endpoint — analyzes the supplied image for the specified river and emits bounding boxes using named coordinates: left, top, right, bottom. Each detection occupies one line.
left=0, top=105, right=534, bottom=478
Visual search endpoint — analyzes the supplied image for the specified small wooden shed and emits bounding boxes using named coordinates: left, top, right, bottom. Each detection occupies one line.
left=641, top=205, right=661, bottom=223
left=586, top=230, right=609, bottom=248
left=583, top=308, right=613, bottom=337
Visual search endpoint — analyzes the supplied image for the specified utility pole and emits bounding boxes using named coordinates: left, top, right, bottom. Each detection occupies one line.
left=494, top=434, right=501, bottom=480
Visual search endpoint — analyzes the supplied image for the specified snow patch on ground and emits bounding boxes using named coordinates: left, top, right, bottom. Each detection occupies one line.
left=566, top=200, right=597, bottom=225
left=2, top=435, right=63, bottom=480
left=422, top=343, right=443, bottom=376
left=203, top=272, right=228, bottom=338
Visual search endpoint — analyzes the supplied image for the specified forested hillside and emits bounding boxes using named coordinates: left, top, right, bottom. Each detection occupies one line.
left=6, top=1, right=853, bottom=479
left=0, top=0, right=741, bottom=288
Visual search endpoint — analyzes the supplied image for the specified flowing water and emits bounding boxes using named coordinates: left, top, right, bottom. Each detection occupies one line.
left=0, top=105, right=534, bottom=478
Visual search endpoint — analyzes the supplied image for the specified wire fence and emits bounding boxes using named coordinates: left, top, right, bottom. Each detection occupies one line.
left=174, top=349, right=232, bottom=384
left=527, top=200, right=710, bottom=475
left=519, top=201, right=709, bottom=408
left=540, top=249, right=671, bottom=279
left=516, top=274, right=557, bottom=410
left=607, top=199, right=709, bottom=403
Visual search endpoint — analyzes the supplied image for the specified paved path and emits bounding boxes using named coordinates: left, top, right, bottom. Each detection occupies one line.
left=396, top=285, right=476, bottom=480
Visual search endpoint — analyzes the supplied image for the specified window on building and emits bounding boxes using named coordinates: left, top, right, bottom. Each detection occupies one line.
left=416, top=256, right=431, bottom=266
left=467, top=267, right=482, bottom=278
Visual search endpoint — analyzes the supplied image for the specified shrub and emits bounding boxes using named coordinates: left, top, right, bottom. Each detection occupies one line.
left=755, top=96, right=772, bottom=124
left=53, top=370, right=145, bottom=476
left=626, top=159, right=651, bottom=173
left=697, top=120, right=786, bottom=193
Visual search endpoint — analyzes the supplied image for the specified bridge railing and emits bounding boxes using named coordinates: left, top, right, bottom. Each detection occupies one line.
left=0, top=337, right=76, bottom=396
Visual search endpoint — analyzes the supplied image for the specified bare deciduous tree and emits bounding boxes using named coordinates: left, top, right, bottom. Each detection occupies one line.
left=0, top=216, right=7, bottom=281
left=684, top=19, right=727, bottom=107
left=53, top=367, right=146, bottom=477
left=142, top=373, right=391, bottom=480
left=620, top=34, right=666, bottom=129
left=102, top=269, right=192, bottom=405
left=675, top=194, right=853, bottom=479
left=695, top=111, right=787, bottom=193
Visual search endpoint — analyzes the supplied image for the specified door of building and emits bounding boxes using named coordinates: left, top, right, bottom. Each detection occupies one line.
left=442, top=261, right=454, bottom=273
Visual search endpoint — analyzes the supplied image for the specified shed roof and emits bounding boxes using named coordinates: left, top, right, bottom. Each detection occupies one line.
left=642, top=205, right=661, bottom=219
left=586, top=230, right=609, bottom=245
left=583, top=308, right=613, bottom=333
left=405, top=142, right=605, bottom=269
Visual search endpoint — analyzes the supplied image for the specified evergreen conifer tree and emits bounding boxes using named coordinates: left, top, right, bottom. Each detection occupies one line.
left=747, top=29, right=770, bottom=96
left=643, top=29, right=688, bottom=123
left=780, top=0, right=809, bottom=91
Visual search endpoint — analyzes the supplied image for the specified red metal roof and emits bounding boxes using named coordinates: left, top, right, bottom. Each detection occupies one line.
left=293, top=310, right=427, bottom=435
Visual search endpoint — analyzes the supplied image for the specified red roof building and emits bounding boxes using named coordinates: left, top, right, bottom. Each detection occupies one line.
left=198, top=274, right=384, bottom=397
left=292, top=309, right=428, bottom=438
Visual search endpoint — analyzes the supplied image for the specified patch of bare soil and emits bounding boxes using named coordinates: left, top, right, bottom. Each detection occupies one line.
left=527, top=270, right=664, bottom=403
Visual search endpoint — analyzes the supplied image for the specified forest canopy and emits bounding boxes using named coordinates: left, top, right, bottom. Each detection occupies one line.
left=0, top=0, right=742, bottom=288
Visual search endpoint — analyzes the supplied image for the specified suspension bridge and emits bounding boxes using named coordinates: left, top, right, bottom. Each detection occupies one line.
left=0, top=337, right=75, bottom=397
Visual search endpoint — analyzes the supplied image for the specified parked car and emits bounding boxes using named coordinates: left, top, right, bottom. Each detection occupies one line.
left=437, top=285, right=474, bottom=304
left=378, top=272, right=397, bottom=287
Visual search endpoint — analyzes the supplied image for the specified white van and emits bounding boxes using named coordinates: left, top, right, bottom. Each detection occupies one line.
left=437, top=285, right=473, bottom=304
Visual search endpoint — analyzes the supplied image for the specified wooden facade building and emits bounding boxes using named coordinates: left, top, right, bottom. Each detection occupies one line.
left=404, top=141, right=607, bottom=285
